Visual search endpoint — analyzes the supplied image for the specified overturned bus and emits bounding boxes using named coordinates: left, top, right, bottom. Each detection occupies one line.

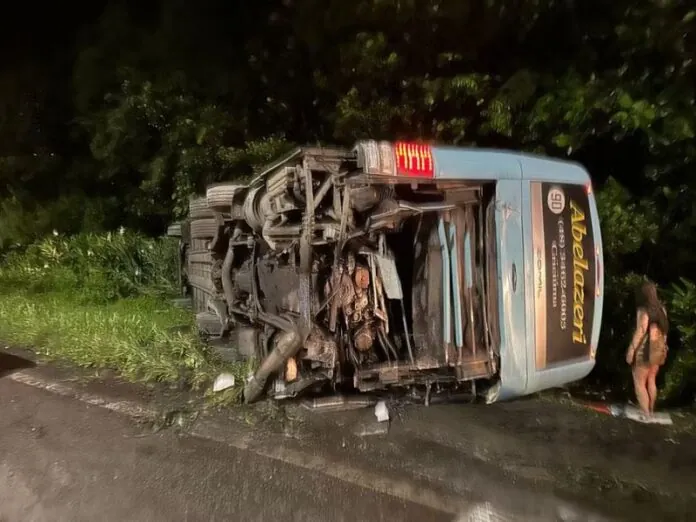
left=170, top=141, right=604, bottom=404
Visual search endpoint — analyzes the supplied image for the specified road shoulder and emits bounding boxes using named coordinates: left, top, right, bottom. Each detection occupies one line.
left=4, top=347, right=695, bottom=521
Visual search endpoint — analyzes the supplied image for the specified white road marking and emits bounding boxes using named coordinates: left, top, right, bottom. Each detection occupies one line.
left=8, top=371, right=157, bottom=419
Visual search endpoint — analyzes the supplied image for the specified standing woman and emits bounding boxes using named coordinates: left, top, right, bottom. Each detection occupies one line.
left=625, top=281, right=669, bottom=417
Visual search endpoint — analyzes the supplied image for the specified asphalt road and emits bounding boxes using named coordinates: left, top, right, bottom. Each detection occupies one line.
left=0, top=377, right=446, bottom=522
left=3, top=349, right=695, bottom=522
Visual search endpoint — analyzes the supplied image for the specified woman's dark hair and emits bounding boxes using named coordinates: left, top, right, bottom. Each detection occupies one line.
left=636, top=280, right=669, bottom=333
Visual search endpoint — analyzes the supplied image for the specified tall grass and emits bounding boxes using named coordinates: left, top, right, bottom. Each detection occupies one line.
left=0, top=294, right=215, bottom=386
left=662, top=278, right=696, bottom=403
left=0, top=230, right=219, bottom=388
left=0, top=230, right=179, bottom=302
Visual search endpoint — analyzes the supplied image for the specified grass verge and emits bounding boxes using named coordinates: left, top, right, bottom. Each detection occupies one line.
left=0, top=231, right=251, bottom=400
left=0, top=290, right=217, bottom=388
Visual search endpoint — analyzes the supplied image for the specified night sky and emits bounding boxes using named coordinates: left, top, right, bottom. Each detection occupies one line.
left=0, top=1, right=162, bottom=64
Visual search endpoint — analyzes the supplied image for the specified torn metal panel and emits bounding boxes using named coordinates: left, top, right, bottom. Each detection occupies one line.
left=374, top=253, right=403, bottom=300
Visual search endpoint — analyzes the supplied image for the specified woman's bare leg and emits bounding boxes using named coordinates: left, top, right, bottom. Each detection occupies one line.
left=632, top=366, right=651, bottom=415
left=647, top=365, right=660, bottom=414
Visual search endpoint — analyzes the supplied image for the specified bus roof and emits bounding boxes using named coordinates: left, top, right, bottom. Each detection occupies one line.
left=254, top=142, right=592, bottom=186
left=430, top=145, right=590, bottom=184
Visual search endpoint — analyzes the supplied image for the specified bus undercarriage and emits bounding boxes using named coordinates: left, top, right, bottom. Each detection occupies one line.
left=175, top=144, right=500, bottom=403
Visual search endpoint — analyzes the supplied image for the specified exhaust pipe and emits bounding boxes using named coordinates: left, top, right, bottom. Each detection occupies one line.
left=245, top=164, right=315, bottom=404
left=243, top=328, right=302, bottom=404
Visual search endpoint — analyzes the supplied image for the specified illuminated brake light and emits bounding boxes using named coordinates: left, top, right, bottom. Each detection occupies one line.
left=394, top=141, right=434, bottom=178
left=586, top=183, right=592, bottom=195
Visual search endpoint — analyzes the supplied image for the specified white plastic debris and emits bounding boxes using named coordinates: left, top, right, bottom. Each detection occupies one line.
left=212, top=372, right=236, bottom=392
left=607, top=404, right=673, bottom=425
left=623, top=405, right=673, bottom=425
left=374, top=400, right=389, bottom=422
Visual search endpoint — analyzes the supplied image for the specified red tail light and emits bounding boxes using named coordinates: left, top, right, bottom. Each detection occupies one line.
left=354, top=140, right=436, bottom=178
left=394, top=142, right=434, bottom=178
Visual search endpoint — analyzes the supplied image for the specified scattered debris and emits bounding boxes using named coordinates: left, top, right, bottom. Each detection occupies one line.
left=576, top=400, right=673, bottom=425
left=374, top=400, right=389, bottom=422
left=579, top=401, right=613, bottom=415
left=617, top=405, right=673, bottom=426
left=301, top=395, right=377, bottom=412
left=212, top=372, right=236, bottom=392
left=149, top=409, right=200, bottom=434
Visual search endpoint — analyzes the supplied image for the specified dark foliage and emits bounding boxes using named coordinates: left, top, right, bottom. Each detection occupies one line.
left=1, top=0, right=695, bottom=402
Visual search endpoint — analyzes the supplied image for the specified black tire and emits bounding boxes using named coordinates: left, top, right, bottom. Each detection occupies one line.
left=190, top=286, right=216, bottom=313
left=170, top=297, right=192, bottom=309
left=190, top=218, right=218, bottom=239
left=187, top=250, right=213, bottom=264
left=166, top=223, right=182, bottom=237
left=186, top=243, right=215, bottom=315
left=208, top=340, right=243, bottom=363
left=187, top=271, right=215, bottom=294
left=189, top=196, right=214, bottom=219
left=196, top=311, right=223, bottom=337
left=206, top=183, right=246, bottom=213
left=190, top=238, right=209, bottom=251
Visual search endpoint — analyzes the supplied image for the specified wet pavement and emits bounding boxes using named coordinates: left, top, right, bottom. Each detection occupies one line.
left=2, top=349, right=696, bottom=521
left=0, top=376, right=444, bottom=522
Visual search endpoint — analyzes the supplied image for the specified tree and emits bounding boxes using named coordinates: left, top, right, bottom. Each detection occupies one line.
left=3, top=0, right=696, bottom=400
